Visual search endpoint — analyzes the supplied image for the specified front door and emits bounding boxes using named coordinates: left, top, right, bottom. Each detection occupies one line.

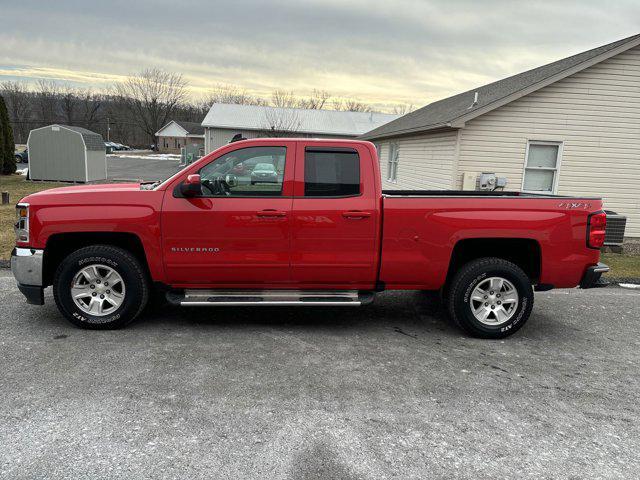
left=290, top=143, right=379, bottom=289
left=161, top=142, right=295, bottom=287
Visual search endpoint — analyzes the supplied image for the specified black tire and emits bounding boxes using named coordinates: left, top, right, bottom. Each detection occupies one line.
left=53, top=245, right=149, bottom=329
left=15, top=155, right=22, bottom=164
left=447, top=257, right=534, bottom=339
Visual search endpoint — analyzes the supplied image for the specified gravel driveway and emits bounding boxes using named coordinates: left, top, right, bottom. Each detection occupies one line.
left=1, top=271, right=638, bottom=479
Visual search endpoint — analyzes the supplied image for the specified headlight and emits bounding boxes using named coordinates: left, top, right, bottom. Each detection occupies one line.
left=15, top=203, right=29, bottom=243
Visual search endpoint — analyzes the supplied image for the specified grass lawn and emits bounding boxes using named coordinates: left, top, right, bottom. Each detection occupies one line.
left=601, top=252, right=640, bottom=279
left=0, top=174, right=66, bottom=261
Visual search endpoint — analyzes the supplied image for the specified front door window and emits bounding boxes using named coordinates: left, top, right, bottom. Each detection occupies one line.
left=199, top=146, right=287, bottom=196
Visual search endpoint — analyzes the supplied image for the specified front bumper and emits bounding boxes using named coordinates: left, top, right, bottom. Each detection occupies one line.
left=579, top=262, right=609, bottom=289
left=10, top=247, right=45, bottom=305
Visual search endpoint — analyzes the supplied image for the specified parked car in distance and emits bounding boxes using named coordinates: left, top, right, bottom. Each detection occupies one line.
left=14, top=149, right=28, bottom=163
left=250, top=162, right=279, bottom=184
left=11, top=138, right=609, bottom=338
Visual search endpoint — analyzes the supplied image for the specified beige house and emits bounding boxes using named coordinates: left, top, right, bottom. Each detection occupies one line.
left=155, top=120, right=205, bottom=154
left=362, top=34, right=640, bottom=239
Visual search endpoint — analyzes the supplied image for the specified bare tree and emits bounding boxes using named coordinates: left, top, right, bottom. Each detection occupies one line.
left=34, top=79, right=61, bottom=126
left=271, top=89, right=298, bottom=109
left=333, top=98, right=372, bottom=112
left=391, top=104, right=414, bottom=115
left=114, top=68, right=188, bottom=148
left=60, top=86, right=80, bottom=125
left=297, top=89, right=331, bottom=109
left=78, top=89, right=102, bottom=130
left=261, top=106, right=301, bottom=136
left=0, top=81, right=31, bottom=143
left=199, top=84, right=266, bottom=114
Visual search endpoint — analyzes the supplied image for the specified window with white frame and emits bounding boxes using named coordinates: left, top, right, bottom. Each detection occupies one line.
left=522, top=141, right=562, bottom=193
left=387, top=142, right=399, bottom=182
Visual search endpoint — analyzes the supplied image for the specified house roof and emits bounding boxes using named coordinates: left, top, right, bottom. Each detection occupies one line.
left=201, top=103, right=400, bottom=136
left=362, top=33, right=640, bottom=140
left=174, top=120, right=205, bottom=136
left=156, top=120, right=205, bottom=137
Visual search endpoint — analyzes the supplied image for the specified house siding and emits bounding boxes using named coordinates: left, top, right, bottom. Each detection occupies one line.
left=456, top=45, right=640, bottom=237
left=374, top=130, right=459, bottom=190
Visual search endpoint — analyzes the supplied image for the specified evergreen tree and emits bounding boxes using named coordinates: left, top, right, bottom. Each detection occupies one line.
left=0, top=95, right=16, bottom=175
left=0, top=101, right=4, bottom=175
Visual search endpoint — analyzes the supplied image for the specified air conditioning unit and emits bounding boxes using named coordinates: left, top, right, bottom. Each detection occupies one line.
left=478, top=172, right=508, bottom=191
left=604, top=211, right=626, bottom=246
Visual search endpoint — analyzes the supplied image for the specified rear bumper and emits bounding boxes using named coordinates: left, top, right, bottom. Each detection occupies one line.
left=10, top=247, right=45, bottom=305
left=579, top=263, right=609, bottom=289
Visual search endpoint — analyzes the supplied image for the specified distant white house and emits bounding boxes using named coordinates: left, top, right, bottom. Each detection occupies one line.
left=362, top=33, right=640, bottom=239
left=200, top=103, right=399, bottom=154
left=155, top=120, right=205, bottom=154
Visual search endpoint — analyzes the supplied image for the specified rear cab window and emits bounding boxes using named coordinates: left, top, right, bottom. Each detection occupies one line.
left=304, top=148, right=360, bottom=197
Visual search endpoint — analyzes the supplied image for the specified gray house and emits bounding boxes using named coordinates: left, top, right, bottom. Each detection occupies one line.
left=362, top=34, right=640, bottom=239
left=27, top=125, right=106, bottom=182
left=201, top=103, right=399, bottom=154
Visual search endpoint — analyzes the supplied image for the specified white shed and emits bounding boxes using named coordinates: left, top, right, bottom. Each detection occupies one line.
left=27, top=124, right=106, bottom=182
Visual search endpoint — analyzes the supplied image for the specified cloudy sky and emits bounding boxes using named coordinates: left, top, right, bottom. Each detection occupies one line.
left=1, top=0, right=639, bottom=110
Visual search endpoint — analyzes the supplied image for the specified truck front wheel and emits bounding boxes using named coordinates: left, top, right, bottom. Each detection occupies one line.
left=53, top=245, right=149, bottom=329
left=447, top=257, right=534, bottom=338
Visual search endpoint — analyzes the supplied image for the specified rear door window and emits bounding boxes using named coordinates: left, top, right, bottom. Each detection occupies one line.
left=304, top=149, right=360, bottom=197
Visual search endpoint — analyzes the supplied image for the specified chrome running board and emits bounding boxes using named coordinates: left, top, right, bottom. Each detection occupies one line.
left=166, top=290, right=374, bottom=307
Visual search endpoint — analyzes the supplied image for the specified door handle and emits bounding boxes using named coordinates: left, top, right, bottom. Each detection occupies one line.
left=342, top=211, right=372, bottom=219
left=257, top=209, right=287, bottom=217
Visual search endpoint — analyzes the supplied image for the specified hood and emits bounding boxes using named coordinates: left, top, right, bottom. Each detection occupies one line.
left=30, top=183, right=142, bottom=196
left=22, top=183, right=146, bottom=205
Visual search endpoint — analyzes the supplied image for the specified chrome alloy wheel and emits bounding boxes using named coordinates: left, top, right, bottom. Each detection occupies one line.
left=71, top=264, right=126, bottom=316
left=469, top=277, right=519, bottom=325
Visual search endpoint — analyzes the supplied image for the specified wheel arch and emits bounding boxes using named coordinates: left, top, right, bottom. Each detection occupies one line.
left=446, top=238, right=542, bottom=287
left=43, top=232, right=150, bottom=287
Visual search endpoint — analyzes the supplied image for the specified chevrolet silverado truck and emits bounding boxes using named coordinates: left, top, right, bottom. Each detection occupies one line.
left=11, top=138, right=609, bottom=338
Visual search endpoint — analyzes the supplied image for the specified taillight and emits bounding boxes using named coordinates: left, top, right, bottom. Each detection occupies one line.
left=587, top=211, right=606, bottom=249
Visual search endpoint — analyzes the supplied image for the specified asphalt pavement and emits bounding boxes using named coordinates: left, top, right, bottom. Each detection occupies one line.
left=1, top=270, right=639, bottom=479
left=106, top=155, right=183, bottom=183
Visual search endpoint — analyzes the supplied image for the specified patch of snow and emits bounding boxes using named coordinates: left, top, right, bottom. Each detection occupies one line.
left=17, top=168, right=28, bottom=176
left=108, top=154, right=181, bottom=161
left=619, top=283, right=640, bottom=289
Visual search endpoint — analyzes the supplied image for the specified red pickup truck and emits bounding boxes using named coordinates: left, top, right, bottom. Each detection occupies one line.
left=12, top=138, right=608, bottom=338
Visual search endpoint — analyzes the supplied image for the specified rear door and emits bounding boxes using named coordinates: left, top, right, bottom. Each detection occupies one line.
left=290, top=142, right=379, bottom=289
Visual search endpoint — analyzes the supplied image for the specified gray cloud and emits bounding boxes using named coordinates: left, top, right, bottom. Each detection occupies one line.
left=2, top=0, right=640, bottom=109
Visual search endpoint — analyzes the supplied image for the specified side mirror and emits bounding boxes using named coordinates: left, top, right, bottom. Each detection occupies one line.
left=180, top=174, right=202, bottom=197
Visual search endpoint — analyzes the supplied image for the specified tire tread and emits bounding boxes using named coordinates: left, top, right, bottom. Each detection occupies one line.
left=447, top=257, right=534, bottom=338
left=53, top=245, right=149, bottom=329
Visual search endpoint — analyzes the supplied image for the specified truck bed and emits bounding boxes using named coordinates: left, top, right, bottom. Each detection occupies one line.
left=379, top=193, right=602, bottom=290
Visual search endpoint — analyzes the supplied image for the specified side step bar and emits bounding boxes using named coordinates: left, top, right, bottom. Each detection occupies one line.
left=166, top=290, right=375, bottom=307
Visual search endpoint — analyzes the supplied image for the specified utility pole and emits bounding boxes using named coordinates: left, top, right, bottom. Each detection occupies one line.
left=107, top=117, right=110, bottom=141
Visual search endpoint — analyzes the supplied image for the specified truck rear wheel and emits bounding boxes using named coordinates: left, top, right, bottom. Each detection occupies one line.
left=447, top=257, right=534, bottom=338
left=53, top=245, right=149, bottom=329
